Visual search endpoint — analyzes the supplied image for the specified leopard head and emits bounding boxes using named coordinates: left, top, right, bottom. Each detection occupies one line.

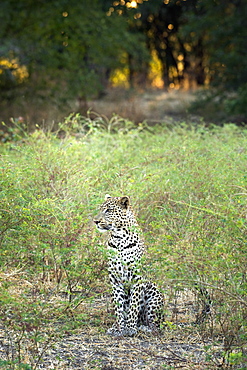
left=94, top=195, right=133, bottom=233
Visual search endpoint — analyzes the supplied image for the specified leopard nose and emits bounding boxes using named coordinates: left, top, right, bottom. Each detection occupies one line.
left=94, top=219, right=100, bottom=224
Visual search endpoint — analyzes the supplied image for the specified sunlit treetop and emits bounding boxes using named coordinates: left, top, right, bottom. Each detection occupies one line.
left=113, top=0, right=145, bottom=6
left=110, top=0, right=187, bottom=10
left=126, top=1, right=138, bottom=8
left=108, top=0, right=148, bottom=13
left=107, top=0, right=188, bottom=18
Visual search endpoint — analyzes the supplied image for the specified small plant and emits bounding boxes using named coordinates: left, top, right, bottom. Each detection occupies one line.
left=1, top=117, right=27, bottom=142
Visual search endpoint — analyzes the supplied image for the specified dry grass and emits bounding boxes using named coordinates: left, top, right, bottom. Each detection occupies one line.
left=0, top=289, right=220, bottom=369
left=87, top=89, right=196, bottom=124
left=1, top=121, right=246, bottom=369
left=0, top=88, right=197, bottom=132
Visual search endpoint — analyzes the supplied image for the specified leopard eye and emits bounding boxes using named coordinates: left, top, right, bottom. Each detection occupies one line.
left=104, top=208, right=110, bottom=214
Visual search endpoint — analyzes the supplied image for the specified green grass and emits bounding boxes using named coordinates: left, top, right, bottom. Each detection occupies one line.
left=0, top=116, right=247, bottom=368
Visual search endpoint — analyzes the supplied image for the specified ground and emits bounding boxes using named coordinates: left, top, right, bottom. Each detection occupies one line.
left=87, top=89, right=196, bottom=125
left=0, top=290, right=222, bottom=369
left=0, top=88, right=196, bottom=127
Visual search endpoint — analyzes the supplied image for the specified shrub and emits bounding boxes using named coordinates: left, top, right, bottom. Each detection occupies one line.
left=0, top=116, right=246, bottom=368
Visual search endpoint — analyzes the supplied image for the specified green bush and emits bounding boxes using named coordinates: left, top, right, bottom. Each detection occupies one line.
left=189, top=87, right=247, bottom=123
left=225, top=84, right=247, bottom=117
left=0, top=116, right=246, bottom=368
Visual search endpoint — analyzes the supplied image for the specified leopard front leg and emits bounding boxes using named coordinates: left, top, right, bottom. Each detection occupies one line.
left=107, top=282, right=129, bottom=336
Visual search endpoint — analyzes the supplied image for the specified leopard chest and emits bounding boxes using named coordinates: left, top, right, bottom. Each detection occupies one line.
left=107, top=232, right=144, bottom=283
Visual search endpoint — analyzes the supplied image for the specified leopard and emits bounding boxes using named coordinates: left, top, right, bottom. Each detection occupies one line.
left=94, top=194, right=163, bottom=337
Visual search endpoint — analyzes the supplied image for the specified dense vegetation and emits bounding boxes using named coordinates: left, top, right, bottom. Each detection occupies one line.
left=0, top=116, right=246, bottom=369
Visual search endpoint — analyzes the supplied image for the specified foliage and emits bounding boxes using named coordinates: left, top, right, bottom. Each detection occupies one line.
left=0, top=115, right=247, bottom=368
left=0, top=0, right=146, bottom=102
left=188, top=86, right=247, bottom=123
left=0, top=0, right=246, bottom=121
left=225, top=84, right=247, bottom=117
left=181, top=0, right=247, bottom=90
left=110, top=0, right=190, bottom=88
left=109, top=0, right=247, bottom=116
left=180, top=0, right=247, bottom=118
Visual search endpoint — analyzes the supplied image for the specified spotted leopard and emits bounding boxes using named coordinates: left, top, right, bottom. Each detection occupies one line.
left=94, top=195, right=163, bottom=337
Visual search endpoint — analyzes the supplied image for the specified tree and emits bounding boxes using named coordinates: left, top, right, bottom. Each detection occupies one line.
left=180, top=0, right=247, bottom=116
left=110, top=0, right=207, bottom=89
left=0, top=0, right=146, bottom=106
left=180, top=0, right=247, bottom=86
left=135, top=0, right=184, bottom=88
left=109, top=0, right=246, bottom=116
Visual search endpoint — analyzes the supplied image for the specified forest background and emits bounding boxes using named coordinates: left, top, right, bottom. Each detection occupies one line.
left=0, top=0, right=247, bottom=129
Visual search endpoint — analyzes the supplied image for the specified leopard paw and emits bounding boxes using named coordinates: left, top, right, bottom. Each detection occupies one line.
left=106, top=326, right=137, bottom=337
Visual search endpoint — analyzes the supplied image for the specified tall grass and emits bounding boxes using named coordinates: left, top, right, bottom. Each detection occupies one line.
left=0, top=115, right=246, bottom=368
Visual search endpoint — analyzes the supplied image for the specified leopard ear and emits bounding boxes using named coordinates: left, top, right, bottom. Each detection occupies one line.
left=119, top=196, right=130, bottom=209
left=105, top=194, right=112, bottom=200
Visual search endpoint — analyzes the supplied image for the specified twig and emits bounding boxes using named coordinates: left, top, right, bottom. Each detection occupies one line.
left=127, top=339, right=188, bottom=364
left=172, top=279, right=247, bottom=307
left=169, top=199, right=224, bottom=218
